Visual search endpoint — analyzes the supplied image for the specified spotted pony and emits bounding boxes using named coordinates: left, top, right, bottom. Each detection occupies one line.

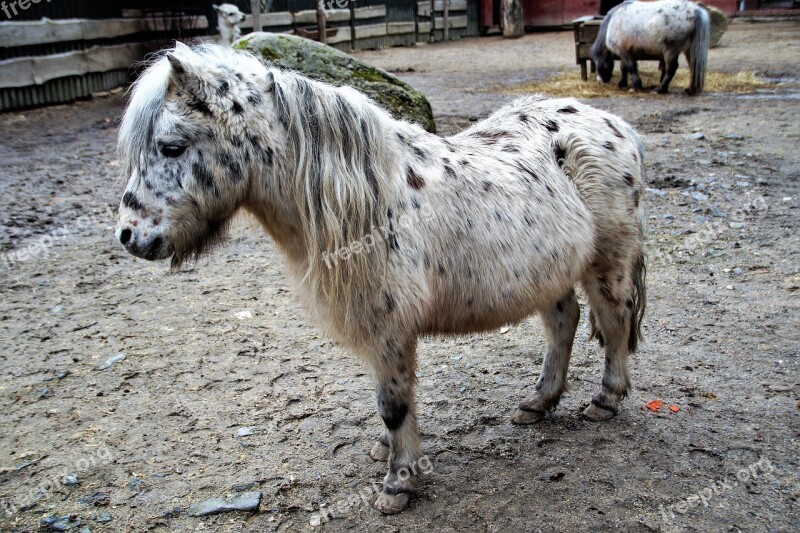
left=116, top=43, right=647, bottom=514
left=592, top=0, right=710, bottom=94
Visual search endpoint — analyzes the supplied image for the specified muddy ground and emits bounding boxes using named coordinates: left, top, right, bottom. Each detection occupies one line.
left=0, top=20, right=798, bottom=533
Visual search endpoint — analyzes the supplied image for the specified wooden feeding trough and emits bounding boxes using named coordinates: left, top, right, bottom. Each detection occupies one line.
left=572, top=16, right=603, bottom=82
left=294, top=26, right=340, bottom=42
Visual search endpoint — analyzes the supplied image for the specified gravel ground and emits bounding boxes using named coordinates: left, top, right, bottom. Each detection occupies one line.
left=0, top=20, right=798, bottom=533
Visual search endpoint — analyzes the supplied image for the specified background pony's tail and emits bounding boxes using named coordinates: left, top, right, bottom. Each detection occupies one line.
left=690, top=7, right=711, bottom=94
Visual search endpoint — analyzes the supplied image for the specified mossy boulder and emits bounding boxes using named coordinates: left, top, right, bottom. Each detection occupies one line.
left=699, top=3, right=729, bottom=48
left=235, top=32, right=436, bottom=133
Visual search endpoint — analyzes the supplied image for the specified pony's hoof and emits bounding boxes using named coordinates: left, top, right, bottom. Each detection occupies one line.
left=370, top=440, right=390, bottom=462
left=583, top=403, right=616, bottom=421
left=374, top=492, right=410, bottom=514
left=511, top=406, right=546, bottom=425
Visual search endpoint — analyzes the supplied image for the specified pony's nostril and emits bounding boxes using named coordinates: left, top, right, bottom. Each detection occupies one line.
left=120, top=228, right=133, bottom=245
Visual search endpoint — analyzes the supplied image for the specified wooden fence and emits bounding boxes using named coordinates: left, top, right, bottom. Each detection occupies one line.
left=0, top=0, right=481, bottom=112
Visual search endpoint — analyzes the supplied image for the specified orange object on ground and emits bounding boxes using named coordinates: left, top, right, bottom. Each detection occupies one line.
left=669, top=405, right=680, bottom=412
left=646, top=399, right=666, bottom=412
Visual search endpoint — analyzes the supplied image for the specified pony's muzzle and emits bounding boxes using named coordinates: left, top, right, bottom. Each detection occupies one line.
left=116, top=224, right=173, bottom=261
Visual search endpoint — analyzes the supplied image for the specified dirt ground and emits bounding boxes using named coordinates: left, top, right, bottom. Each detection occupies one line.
left=1, top=20, right=798, bottom=533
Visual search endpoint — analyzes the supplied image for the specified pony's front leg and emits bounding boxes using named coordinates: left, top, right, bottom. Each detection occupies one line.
left=512, top=289, right=580, bottom=424
left=620, top=57, right=642, bottom=91
left=370, top=338, right=423, bottom=514
left=618, top=64, right=629, bottom=89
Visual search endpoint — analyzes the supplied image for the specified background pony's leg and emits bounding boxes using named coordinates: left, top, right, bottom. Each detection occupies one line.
left=512, top=289, right=580, bottom=424
left=618, top=64, right=629, bottom=89
left=619, top=55, right=642, bottom=91
left=656, top=51, right=680, bottom=94
left=372, top=338, right=423, bottom=514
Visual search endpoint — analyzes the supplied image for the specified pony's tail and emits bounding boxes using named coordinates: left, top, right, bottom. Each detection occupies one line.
left=628, top=247, right=646, bottom=353
left=689, top=7, right=711, bottom=94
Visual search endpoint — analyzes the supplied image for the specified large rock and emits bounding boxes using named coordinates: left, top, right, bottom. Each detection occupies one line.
left=235, top=32, right=436, bottom=133
left=699, top=3, right=729, bottom=48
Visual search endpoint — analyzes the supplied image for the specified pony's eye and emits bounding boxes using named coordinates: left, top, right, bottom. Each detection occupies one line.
left=161, top=144, right=187, bottom=158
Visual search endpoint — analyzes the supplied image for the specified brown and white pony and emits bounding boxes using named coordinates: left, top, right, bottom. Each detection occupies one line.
left=115, top=43, right=647, bottom=514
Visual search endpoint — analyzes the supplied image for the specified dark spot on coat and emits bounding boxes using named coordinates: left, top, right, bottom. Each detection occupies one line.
left=232, top=101, right=244, bottom=114
left=554, top=144, right=567, bottom=166
left=216, top=80, right=229, bottom=96
left=383, top=292, right=396, bottom=313
left=483, top=181, right=492, bottom=192
left=624, top=173, right=635, bottom=186
left=558, top=106, right=578, bottom=114
left=192, top=162, right=215, bottom=191
left=411, top=145, right=427, bottom=160
left=122, top=191, right=145, bottom=212
left=543, top=119, right=559, bottom=133
left=407, top=167, right=426, bottom=190
left=444, top=164, right=457, bottom=180
left=437, top=260, right=445, bottom=275
left=604, top=141, right=616, bottom=152
left=556, top=301, right=564, bottom=312
left=187, top=98, right=212, bottom=117
left=604, top=118, right=624, bottom=138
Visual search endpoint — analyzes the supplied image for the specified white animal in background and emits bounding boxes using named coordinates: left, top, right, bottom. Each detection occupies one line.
left=214, top=3, right=247, bottom=45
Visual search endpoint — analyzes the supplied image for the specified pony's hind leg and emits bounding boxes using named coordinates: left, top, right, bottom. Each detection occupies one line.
left=512, top=289, right=580, bottom=424
left=656, top=53, right=680, bottom=94
left=371, top=338, right=423, bottom=514
left=582, top=253, right=645, bottom=421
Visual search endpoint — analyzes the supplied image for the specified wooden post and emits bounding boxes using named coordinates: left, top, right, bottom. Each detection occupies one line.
left=250, top=0, right=262, bottom=32
left=443, top=0, right=449, bottom=41
left=349, top=0, right=356, bottom=50
left=429, top=0, right=435, bottom=42
left=502, top=0, right=523, bottom=38
left=317, top=0, right=327, bottom=44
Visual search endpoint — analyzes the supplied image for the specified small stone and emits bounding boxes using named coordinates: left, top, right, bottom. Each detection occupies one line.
left=128, top=477, right=145, bottom=492
left=733, top=267, right=743, bottom=275
left=710, top=206, right=727, bottom=218
left=499, top=326, right=510, bottom=334
left=729, top=222, right=745, bottom=229
left=95, top=354, right=125, bottom=371
left=684, top=132, right=705, bottom=141
left=232, top=482, right=259, bottom=492
left=92, top=512, right=112, bottom=523
left=310, top=514, right=322, bottom=527
left=39, top=515, right=82, bottom=531
left=783, top=197, right=793, bottom=202
left=236, top=427, right=257, bottom=437
left=79, top=492, right=110, bottom=507
left=187, top=491, right=262, bottom=517
left=694, top=216, right=709, bottom=224
left=35, top=387, right=50, bottom=399
left=726, top=285, right=734, bottom=290
left=736, top=181, right=751, bottom=187
left=692, top=191, right=708, bottom=202
left=234, top=310, right=253, bottom=320
left=62, top=473, right=79, bottom=486
left=724, top=134, right=744, bottom=140
left=646, top=187, right=667, bottom=198
left=468, top=115, right=479, bottom=122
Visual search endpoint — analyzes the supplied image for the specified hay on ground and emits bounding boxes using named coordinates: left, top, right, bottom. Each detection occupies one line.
left=496, top=69, right=780, bottom=98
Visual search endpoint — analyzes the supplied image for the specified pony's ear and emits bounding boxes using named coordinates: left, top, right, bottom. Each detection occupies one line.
left=264, top=71, right=275, bottom=92
left=212, top=4, right=221, bottom=12
left=166, top=44, right=206, bottom=97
